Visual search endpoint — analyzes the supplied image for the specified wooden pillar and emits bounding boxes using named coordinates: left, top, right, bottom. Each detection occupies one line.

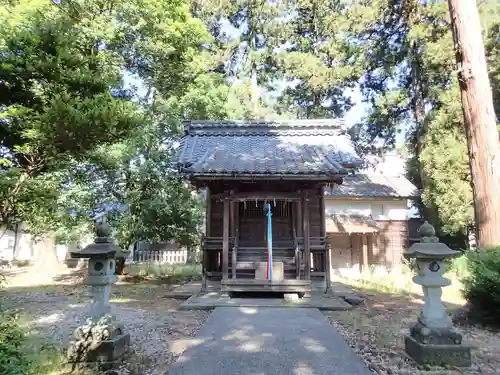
left=205, top=187, right=211, bottom=236
left=296, top=195, right=303, bottom=237
left=361, top=234, right=369, bottom=274
left=202, top=187, right=211, bottom=291
left=319, top=185, right=331, bottom=292
left=290, top=202, right=299, bottom=279
left=302, top=190, right=310, bottom=280
left=231, top=200, right=239, bottom=279
left=222, top=198, right=229, bottom=280
left=350, top=234, right=357, bottom=270
left=367, top=233, right=373, bottom=270
left=201, top=238, right=207, bottom=291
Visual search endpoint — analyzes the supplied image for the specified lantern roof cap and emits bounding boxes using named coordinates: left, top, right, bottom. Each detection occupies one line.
left=70, top=221, right=128, bottom=259
left=404, top=221, right=462, bottom=259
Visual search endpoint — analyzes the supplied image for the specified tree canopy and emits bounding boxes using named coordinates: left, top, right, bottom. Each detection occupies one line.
left=1, top=0, right=499, bottom=248
left=0, top=0, right=218, bottom=244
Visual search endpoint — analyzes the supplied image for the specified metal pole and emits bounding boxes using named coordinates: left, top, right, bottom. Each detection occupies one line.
left=267, top=203, right=273, bottom=281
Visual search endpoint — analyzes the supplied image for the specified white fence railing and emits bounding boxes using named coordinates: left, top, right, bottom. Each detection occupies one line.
left=135, top=249, right=188, bottom=264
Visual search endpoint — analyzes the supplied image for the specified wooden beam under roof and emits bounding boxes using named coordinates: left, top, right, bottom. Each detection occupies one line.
left=211, top=191, right=302, bottom=201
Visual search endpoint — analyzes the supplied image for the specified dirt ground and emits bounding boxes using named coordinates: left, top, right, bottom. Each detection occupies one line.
left=1, top=266, right=209, bottom=375
left=3, top=266, right=500, bottom=375
left=325, top=289, right=500, bottom=375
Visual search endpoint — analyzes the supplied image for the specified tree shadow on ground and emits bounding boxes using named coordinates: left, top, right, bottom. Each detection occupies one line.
left=326, top=281, right=500, bottom=374
left=1, top=275, right=210, bottom=375
left=3, top=271, right=500, bottom=375
left=165, top=306, right=373, bottom=375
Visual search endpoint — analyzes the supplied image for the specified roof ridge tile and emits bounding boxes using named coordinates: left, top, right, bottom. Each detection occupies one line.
left=183, top=119, right=346, bottom=136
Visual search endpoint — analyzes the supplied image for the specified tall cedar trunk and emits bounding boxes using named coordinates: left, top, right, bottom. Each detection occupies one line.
left=447, top=0, right=500, bottom=247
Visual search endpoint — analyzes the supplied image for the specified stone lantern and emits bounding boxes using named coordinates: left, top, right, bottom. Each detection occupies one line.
left=67, top=220, right=130, bottom=369
left=404, top=221, right=471, bottom=367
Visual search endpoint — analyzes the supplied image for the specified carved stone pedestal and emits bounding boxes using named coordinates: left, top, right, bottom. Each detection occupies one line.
left=404, top=319, right=471, bottom=367
left=68, top=316, right=130, bottom=369
left=404, top=334, right=471, bottom=367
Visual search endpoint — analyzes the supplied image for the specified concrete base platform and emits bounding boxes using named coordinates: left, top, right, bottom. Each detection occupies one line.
left=180, top=292, right=352, bottom=311
left=404, top=335, right=472, bottom=367
left=163, top=281, right=219, bottom=300
left=222, top=279, right=311, bottom=293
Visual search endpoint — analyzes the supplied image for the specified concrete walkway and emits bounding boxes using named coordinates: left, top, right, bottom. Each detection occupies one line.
left=167, top=307, right=372, bottom=375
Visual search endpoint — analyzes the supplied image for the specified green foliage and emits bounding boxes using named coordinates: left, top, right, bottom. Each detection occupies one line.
left=462, top=247, right=500, bottom=323
left=10, top=260, right=31, bottom=268
left=109, top=158, right=204, bottom=249
left=419, top=86, right=474, bottom=235
left=1, top=0, right=496, bottom=255
left=0, top=7, right=142, bottom=158
left=482, top=0, right=500, bottom=118
left=0, top=309, right=70, bottom=375
left=274, top=0, right=362, bottom=119
left=135, top=263, right=201, bottom=283
left=0, top=269, right=26, bottom=375
left=0, top=0, right=144, bottom=228
left=191, top=0, right=285, bottom=119
left=0, top=311, right=27, bottom=375
left=54, top=119, right=204, bottom=249
left=0, top=0, right=220, bottom=243
left=195, top=0, right=360, bottom=120
left=345, top=0, right=500, bottom=239
left=448, top=254, right=469, bottom=280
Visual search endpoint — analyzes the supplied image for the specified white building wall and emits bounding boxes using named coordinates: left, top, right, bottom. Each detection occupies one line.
left=0, top=223, right=41, bottom=262
left=325, top=198, right=408, bottom=221
left=0, top=224, right=91, bottom=264
left=0, top=229, right=17, bottom=261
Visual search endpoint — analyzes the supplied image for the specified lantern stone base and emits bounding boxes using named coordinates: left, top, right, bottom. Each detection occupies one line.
left=67, top=331, right=130, bottom=369
left=410, top=320, right=464, bottom=345
left=404, top=335, right=471, bottom=367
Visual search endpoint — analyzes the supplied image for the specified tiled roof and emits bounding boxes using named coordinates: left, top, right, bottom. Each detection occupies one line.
left=326, top=174, right=419, bottom=198
left=176, top=120, right=364, bottom=178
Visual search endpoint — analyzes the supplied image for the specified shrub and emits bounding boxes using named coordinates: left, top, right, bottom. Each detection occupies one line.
left=462, top=246, right=500, bottom=324
left=1, top=273, right=27, bottom=375
left=448, top=254, right=469, bottom=279
left=11, top=260, right=31, bottom=268
left=125, top=263, right=201, bottom=284
left=0, top=311, right=27, bottom=375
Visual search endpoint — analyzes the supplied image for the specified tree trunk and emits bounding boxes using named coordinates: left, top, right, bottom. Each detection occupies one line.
left=186, top=246, right=197, bottom=264
left=447, top=0, right=500, bottom=248
left=35, top=235, right=66, bottom=274
left=0, top=171, right=29, bottom=226
left=115, top=257, right=126, bottom=275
